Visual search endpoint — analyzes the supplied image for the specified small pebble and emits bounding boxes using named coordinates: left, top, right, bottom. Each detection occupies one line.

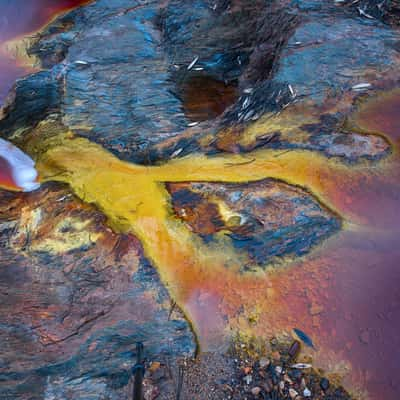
left=251, top=387, right=261, bottom=396
left=244, top=375, right=252, bottom=385
left=243, top=366, right=252, bottom=374
left=272, top=351, right=281, bottom=361
left=289, top=388, right=299, bottom=399
left=288, top=340, right=301, bottom=359
left=259, top=357, right=270, bottom=368
left=149, top=361, right=161, bottom=373
left=320, top=377, right=330, bottom=391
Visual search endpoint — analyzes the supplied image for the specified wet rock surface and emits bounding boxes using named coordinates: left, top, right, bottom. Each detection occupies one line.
left=1, top=0, right=396, bottom=163
left=168, top=180, right=340, bottom=268
left=0, top=0, right=399, bottom=399
left=0, top=184, right=195, bottom=399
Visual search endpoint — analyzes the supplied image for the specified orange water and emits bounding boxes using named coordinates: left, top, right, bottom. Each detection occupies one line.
left=33, top=90, right=400, bottom=399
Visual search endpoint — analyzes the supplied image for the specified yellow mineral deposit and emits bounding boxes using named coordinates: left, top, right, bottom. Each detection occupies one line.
left=10, top=90, right=400, bottom=398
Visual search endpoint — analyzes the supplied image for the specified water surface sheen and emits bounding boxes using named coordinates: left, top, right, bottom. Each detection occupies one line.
left=0, top=0, right=89, bottom=103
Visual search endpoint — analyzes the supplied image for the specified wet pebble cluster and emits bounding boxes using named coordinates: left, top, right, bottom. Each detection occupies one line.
left=229, top=341, right=352, bottom=400
left=139, top=338, right=353, bottom=400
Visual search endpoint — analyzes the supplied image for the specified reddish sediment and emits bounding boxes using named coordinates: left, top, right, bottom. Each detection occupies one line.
left=31, top=89, right=400, bottom=398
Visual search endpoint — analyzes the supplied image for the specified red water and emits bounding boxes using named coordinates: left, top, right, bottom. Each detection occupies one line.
left=0, top=0, right=89, bottom=104
left=309, top=92, right=400, bottom=399
left=178, top=92, right=400, bottom=400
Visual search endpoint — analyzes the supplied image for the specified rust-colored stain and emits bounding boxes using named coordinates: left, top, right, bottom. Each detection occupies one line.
left=23, top=90, right=399, bottom=399
left=180, top=76, right=238, bottom=122
left=167, top=183, right=225, bottom=235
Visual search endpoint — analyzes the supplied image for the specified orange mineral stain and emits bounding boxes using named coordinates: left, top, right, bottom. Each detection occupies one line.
left=25, top=91, right=400, bottom=400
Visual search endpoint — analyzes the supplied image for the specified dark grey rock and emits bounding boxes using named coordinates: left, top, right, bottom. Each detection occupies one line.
left=0, top=184, right=195, bottom=399
left=1, top=0, right=396, bottom=163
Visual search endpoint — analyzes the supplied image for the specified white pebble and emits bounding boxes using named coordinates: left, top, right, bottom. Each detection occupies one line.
left=352, top=83, right=372, bottom=91
left=243, top=375, right=252, bottom=385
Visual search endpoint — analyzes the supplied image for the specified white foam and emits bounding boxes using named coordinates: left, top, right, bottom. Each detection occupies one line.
left=0, top=138, right=40, bottom=192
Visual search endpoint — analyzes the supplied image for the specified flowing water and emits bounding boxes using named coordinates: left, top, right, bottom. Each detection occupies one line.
left=33, top=92, right=400, bottom=399
left=0, top=3, right=399, bottom=400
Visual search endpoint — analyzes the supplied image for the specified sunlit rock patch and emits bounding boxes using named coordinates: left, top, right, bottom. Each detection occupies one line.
left=168, top=180, right=340, bottom=268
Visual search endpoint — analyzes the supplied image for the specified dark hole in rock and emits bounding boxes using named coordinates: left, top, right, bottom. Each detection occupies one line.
left=179, top=76, right=238, bottom=122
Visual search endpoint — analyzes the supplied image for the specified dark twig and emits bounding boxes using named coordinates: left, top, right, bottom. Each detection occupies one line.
left=176, top=363, right=185, bottom=400
left=132, top=342, right=145, bottom=400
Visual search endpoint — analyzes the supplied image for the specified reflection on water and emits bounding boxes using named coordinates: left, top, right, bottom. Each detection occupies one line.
left=0, top=0, right=89, bottom=104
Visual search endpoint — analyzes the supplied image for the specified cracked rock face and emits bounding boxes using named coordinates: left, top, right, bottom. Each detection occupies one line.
left=0, top=184, right=195, bottom=400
